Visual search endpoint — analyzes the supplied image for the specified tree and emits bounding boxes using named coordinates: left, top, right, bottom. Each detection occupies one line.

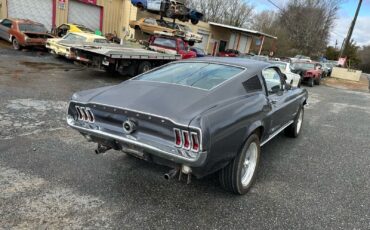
left=325, top=46, right=340, bottom=60
left=279, top=0, right=342, bottom=56
left=343, top=39, right=361, bottom=68
left=358, top=46, right=370, bottom=73
left=185, top=0, right=254, bottom=27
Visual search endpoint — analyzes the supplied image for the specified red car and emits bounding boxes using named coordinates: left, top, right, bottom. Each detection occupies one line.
left=218, top=49, right=240, bottom=57
left=0, top=18, right=54, bottom=50
left=291, top=62, right=323, bottom=87
left=148, top=35, right=196, bottom=59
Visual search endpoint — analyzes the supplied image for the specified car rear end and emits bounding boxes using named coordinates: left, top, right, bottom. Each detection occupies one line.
left=66, top=101, right=207, bottom=168
left=23, top=32, right=54, bottom=46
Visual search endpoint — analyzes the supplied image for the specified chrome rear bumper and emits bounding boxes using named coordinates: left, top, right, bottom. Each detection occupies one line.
left=67, top=119, right=207, bottom=167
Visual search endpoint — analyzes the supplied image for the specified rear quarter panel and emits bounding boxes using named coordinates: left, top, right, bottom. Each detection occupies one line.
left=193, top=93, right=270, bottom=175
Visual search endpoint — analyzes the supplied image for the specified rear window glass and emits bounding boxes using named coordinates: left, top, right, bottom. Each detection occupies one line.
left=134, top=62, right=244, bottom=90
left=152, top=37, right=177, bottom=49
left=19, top=24, right=47, bottom=33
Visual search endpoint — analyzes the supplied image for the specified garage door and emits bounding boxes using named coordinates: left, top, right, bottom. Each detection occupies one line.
left=195, top=32, right=210, bottom=51
left=7, top=0, right=52, bottom=30
left=237, top=35, right=248, bottom=53
left=68, top=0, right=101, bottom=31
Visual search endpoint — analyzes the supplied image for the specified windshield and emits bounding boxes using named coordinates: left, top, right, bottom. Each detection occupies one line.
left=134, top=62, right=244, bottom=90
left=292, top=63, right=315, bottom=69
left=19, top=24, right=47, bottom=33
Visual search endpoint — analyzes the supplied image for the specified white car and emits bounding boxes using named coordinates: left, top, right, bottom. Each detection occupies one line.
left=270, top=61, right=301, bottom=87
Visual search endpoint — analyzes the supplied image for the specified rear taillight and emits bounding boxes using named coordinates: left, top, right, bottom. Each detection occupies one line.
left=173, top=129, right=200, bottom=152
left=191, top=132, right=199, bottom=152
left=174, top=128, right=182, bottom=147
left=183, top=131, right=190, bottom=150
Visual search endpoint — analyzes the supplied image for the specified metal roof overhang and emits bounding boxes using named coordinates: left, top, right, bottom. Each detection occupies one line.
left=209, top=22, right=278, bottom=39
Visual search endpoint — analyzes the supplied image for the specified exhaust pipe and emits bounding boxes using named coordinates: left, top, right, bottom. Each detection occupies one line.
left=95, top=144, right=111, bottom=154
left=164, top=168, right=179, bottom=180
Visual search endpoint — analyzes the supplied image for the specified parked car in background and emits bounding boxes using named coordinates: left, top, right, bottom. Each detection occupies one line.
left=218, top=49, right=240, bottom=57
left=130, top=18, right=183, bottom=36
left=67, top=58, right=308, bottom=194
left=166, top=22, right=202, bottom=45
left=291, top=55, right=311, bottom=63
left=148, top=35, right=196, bottom=59
left=0, top=18, right=54, bottom=50
left=46, top=32, right=108, bottom=59
left=190, top=47, right=207, bottom=57
left=291, top=62, right=323, bottom=87
left=269, top=61, right=301, bottom=87
left=52, top=23, right=94, bottom=37
left=321, top=62, right=333, bottom=77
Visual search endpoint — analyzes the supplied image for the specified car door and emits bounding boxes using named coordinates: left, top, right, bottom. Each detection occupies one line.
left=262, top=67, right=299, bottom=135
left=0, top=19, right=13, bottom=41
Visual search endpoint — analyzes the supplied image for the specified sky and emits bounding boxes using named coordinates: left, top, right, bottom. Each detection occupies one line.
left=254, top=0, right=370, bottom=47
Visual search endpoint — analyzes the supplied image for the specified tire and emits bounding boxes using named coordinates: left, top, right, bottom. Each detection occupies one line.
left=191, top=19, right=199, bottom=25
left=137, top=61, right=152, bottom=74
left=12, top=38, right=21, bottom=50
left=308, top=78, right=314, bottom=87
left=284, top=106, right=304, bottom=138
left=219, top=134, right=260, bottom=194
left=188, top=41, right=195, bottom=46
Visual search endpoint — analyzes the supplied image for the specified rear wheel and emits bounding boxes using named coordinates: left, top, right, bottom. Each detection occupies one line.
left=285, top=106, right=304, bottom=137
left=308, top=78, right=314, bottom=87
left=219, top=134, right=260, bottom=194
left=137, top=61, right=152, bottom=74
left=12, top=38, right=21, bottom=50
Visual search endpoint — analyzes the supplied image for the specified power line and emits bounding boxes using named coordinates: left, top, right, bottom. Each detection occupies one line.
left=266, top=0, right=284, bottom=11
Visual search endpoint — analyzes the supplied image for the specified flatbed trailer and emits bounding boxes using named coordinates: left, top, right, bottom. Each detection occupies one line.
left=69, top=42, right=182, bottom=76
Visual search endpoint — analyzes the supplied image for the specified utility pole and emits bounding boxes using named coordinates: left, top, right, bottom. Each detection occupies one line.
left=340, top=0, right=363, bottom=57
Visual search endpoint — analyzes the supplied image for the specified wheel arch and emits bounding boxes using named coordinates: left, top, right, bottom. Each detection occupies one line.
left=245, top=121, right=265, bottom=142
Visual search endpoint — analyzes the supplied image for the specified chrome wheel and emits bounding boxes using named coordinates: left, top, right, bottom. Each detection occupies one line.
left=241, top=142, right=258, bottom=187
left=142, top=65, right=151, bottom=73
left=13, top=39, right=20, bottom=50
left=296, top=109, right=303, bottom=134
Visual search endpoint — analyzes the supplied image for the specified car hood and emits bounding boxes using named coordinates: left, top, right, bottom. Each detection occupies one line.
left=74, top=80, right=210, bottom=125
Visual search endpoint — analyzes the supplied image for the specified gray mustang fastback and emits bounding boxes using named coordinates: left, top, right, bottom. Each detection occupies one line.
left=67, top=57, right=308, bottom=194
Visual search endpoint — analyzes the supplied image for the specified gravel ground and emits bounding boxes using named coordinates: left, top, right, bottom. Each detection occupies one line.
left=0, top=45, right=369, bottom=229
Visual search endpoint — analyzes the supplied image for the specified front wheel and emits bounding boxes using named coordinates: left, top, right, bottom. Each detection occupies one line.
left=219, top=134, right=260, bottom=194
left=191, top=19, right=199, bottom=25
left=285, top=106, right=304, bottom=137
left=12, top=38, right=21, bottom=50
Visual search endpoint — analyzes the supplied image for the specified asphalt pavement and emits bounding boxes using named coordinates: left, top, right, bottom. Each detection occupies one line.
left=0, top=45, right=369, bottom=229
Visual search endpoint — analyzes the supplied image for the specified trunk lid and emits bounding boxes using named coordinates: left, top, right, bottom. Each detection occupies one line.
left=87, top=80, right=209, bottom=125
